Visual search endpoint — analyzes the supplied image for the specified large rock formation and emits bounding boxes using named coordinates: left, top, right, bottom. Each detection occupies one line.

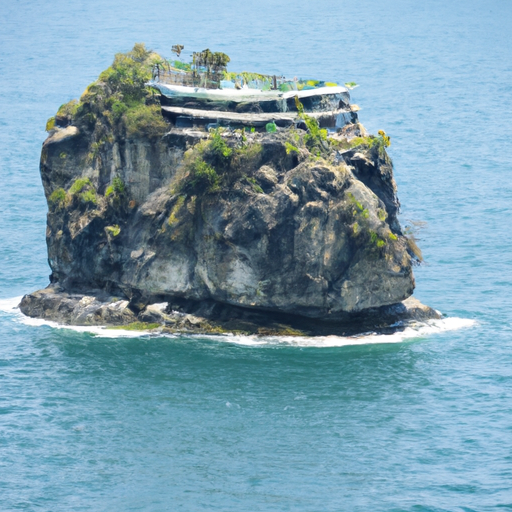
left=20, top=45, right=439, bottom=335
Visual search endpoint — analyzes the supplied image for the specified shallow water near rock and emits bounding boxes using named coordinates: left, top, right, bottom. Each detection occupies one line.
left=1, top=0, right=512, bottom=510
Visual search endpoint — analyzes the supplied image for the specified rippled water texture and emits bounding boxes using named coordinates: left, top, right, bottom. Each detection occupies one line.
left=1, top=0, right=512, bottom=510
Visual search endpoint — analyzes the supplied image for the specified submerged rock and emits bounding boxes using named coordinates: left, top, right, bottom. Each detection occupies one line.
left=20, top=44, right=440, bottom=334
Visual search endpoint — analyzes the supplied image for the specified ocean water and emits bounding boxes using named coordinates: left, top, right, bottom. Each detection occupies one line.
left=1, top=0, right=511, bottom=510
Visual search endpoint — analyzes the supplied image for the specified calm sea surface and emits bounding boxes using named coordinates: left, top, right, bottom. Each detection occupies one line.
left=1, top=0, right=512, bottom=510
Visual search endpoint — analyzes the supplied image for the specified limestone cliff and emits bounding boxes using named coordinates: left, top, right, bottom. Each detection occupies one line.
left=20, top=44, right=438, bottom=335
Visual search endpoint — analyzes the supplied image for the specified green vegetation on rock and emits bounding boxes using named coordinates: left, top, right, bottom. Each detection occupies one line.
left=294, top=96, right=328, bottom=156
left=369, top=230, right=386, bottom=248
left=377, top=208, right=387, bottom=222
left=68, top=177, right=98, bottom=207
left=49, top=43, right=168, bottom=146
left=347, top=191, right=389, bottom=250
left=168, top=195, right=186, bottom=226
left=105, top=225, right=121, bottom=237
left=108, top=321, right=161, bottom=331
left=105, top=176, right=126, bottom=197
left=245, top=176, right=264, bottom=194
left=56, top=100, right=80, bottom=124
left=285, top=141, right=299, bottom=155
left=111, top=100, right=128, bottom=120
left=45, top=117, right=55, bottom=132
left=182, top=159, right=221, bottom=195
left=48, top=188, right=67, bottom=210
left=208, top=128, right=233, bottom=165
left=98, top=43, right=153, bottom=104
left=87, top=140, right=105, bottom=163
left=79, top=189, right=97, bottom=206
left=347, top=131, right=391, bottom=154
left=123, top=104, right=168, bottom=138
left=176, top=128, right=262, bottom=196
left=105, top=176, right=127, bottom=209
left=69, top=178, right=93, bottom=195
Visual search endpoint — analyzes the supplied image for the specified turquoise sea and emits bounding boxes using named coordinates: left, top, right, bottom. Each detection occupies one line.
left=1, top=0, right=512, bottom=510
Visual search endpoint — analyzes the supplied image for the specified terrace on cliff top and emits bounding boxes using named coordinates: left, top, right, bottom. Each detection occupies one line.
left=148, top=46, right=359, bottom=131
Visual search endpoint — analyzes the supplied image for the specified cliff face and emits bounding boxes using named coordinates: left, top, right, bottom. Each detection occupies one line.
left=41, top=124, right=413, bottom=316
left=20, top=45, right=436, bottom=333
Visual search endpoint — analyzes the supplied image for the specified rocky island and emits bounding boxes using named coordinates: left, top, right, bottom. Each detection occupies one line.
left=20, top=44, right=440, bottom=336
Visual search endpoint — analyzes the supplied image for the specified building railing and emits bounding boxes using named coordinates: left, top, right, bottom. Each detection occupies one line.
left=152, top=66, right=287, bottom=91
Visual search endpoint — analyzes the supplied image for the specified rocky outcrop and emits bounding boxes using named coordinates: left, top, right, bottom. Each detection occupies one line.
left=20, top=45, right=440, bottom=334
left=19, top=285, right=439, bottom=336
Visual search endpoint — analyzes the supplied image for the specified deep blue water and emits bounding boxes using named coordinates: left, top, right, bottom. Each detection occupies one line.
left=1, top=0, right=512, bottom=510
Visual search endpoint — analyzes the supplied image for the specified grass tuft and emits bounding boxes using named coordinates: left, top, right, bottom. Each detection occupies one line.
left=69, top=178, right=93, bottom=195
left=48, top=188, right=68, bottom=210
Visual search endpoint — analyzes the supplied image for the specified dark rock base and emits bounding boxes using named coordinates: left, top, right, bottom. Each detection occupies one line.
left=19, top=286, right=442, bottom=337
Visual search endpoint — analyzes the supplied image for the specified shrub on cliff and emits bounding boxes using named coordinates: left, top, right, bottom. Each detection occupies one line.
left=208, top=129, right=233, bottom=167
left=105, top=176, right=128, bottom=209
left=123, top=104, right=168, bottom=138
left=79, top=189, right=98, bottom=206
left=294, top=96, right=328, bottom=156
left=105, top=176, right=126, bottom=197
left=52, top=44, right=168, bottom=141
left=68, top=177, right=98, bottom=207
left=175, top=129, right=262, bottom=195
left=48, top=188, right=68, bottom=211
left=55, top=100, right=80, bottom=127
left=342, top=131, right=391, bottom=154
left=99, top=43, right=153, bottom=105
left=181, top=159, right=221, bottom=195
left=69, top=178, right=93, bottom=195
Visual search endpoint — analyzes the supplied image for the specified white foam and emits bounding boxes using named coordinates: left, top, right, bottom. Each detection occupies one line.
left=0, top=296, right=476, bottom=346
left=0, top=296, right=23, bottom=313
left=202, top=316, right=477, bottom=348
left=0, top=297, right=163, bottom=338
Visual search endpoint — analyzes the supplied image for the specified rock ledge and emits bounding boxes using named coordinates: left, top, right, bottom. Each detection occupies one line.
left=20, top=286, right=441, bottom=337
